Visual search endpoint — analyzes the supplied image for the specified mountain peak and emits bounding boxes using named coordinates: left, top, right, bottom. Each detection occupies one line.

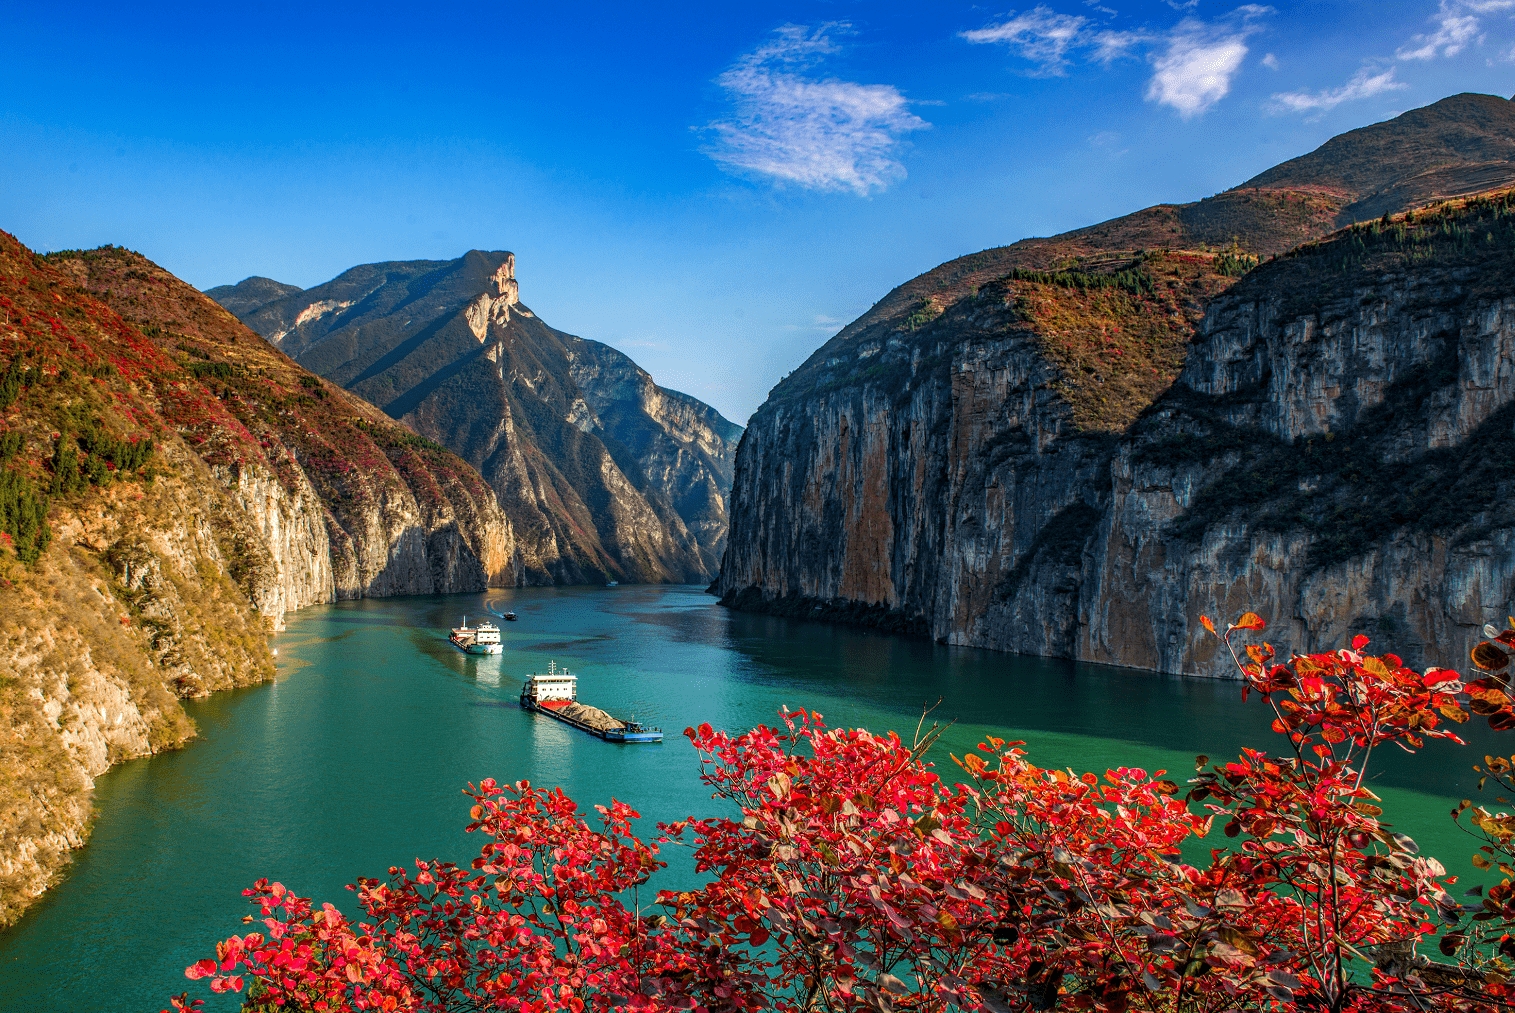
left=203, top=275, right=303, bottom=318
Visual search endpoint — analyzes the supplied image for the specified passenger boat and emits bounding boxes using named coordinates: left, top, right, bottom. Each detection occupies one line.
left=449, top=616, right=503, bottom=655
left=519, top=661, right=662, bottom=743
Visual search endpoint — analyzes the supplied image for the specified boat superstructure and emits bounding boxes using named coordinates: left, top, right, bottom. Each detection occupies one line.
left=450, top=616, right=503, bottom=655
left=519, top=661, right=662, bottom=743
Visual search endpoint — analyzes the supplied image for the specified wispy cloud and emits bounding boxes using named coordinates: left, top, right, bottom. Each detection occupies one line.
left=704, top=24, right=928, bottom=196
left=960, top=4, right=1271, bottom=118
left=1269, top=65, right=1407, bottom=116
left=1397, top=0, right=1515, bottom=60
left=960, top=7, right=1091, bottom=75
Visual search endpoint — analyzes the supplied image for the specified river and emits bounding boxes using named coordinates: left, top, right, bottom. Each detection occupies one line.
left=0, top=586, right=1500, bottom=1010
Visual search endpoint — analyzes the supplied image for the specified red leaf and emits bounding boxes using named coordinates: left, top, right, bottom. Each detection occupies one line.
left=185, top=960, right=218, bottom=981
left=1200, top=615, right=1216, bottom=636
left=1473, top=642, right=1511, bottom=671
left=1233, top=613, right=1266, bottom=631
left=1352, top=634, right=1370, bottom=651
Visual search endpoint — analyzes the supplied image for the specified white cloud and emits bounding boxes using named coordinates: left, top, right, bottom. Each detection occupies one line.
left=1091, top=28, right=1155, bottom=64
left=960, top=7, right=1091, bottom=75
left=1269, top=65, right=1407, bottom=115
left=1262, top=52, right=1279, bottom=69
left=961, top=4, right=1270, bottom=118
left=704, top=24, right=928, bottom=195
left=1397, top=0, right=1515, bottom=59
left=1145, top=11, right=1268, bottom=118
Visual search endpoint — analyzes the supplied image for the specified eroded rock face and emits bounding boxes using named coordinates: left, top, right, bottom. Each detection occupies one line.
left=223, top=250, right=741, bottom=585
left=0, top=235, right=519, bottom=926
left=717, top=293, right=1116, bottom=658
left=63, top=247, right=519, bottom=622
left=718, top=204, right=1515, bottom=678
left=1081, top=261, right=1515, bottom=676
left=1, top=444, right=276, bottom=926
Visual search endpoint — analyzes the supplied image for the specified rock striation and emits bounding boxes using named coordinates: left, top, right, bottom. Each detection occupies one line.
left=216, top=251, right=741, bottom=584
left=716, top=94, right=1515, bottom=679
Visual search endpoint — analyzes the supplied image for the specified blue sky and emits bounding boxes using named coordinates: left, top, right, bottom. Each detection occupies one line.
left=3, top=2, right=1512, bottom=423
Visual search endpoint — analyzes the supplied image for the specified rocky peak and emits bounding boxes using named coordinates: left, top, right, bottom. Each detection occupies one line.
left=466, top=252, right=520, bottom=341
left=212, top=249, right=741, bottom=585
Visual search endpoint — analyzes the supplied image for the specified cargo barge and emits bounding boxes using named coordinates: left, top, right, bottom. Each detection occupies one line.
left=519, top=662, right=662, bottom=743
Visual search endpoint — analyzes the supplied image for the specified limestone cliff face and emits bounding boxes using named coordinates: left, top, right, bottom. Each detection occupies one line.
left=0, top=234, right=518, bottom=927
left=565, top=338, right=743, bottom=573
left=57, top=246, right=517, bottom=622
left=718, top=187, right=1515, bottom=678
left=218, top=251, right=740, bottom=585
left=1082, top=241, right=1515, bottom=676
left=718, top=285, right=1117, bottom=654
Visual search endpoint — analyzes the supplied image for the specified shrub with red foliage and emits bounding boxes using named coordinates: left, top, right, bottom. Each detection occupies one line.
left=171, top=616, right=1515, bottom=1012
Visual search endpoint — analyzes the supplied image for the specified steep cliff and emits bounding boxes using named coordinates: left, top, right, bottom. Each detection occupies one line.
left=215, top=252, right=740, bottom=584
left=717, top=94, right=1515, bottom=678
left=0, top=234, right=518, bottom=927
left=1085, top=196, right=1515, bottom=676
left=55, top=246, right=517, bottom=610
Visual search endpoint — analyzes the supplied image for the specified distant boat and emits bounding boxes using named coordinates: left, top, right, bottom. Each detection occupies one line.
left=502, top=611, right=518, bottom=621
left=449, top=616, right=503, bottom=655
left=605, top=581, right=619, bottom=587
left=519, top=661, right=661, bottom=743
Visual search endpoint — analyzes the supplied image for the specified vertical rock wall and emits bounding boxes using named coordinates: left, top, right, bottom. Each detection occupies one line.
left=719, top=216, right=1515, bottom=678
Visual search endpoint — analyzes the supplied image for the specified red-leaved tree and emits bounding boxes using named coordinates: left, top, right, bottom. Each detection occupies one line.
left=169, top=615, right=1515, bottom=1012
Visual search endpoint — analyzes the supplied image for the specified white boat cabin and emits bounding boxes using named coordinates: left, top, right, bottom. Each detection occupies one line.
left=522, top=660, right=577, bottom=703
left=451, top=617, right=501, bottom=648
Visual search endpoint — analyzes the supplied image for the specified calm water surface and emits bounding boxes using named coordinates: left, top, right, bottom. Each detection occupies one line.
left=0, top=586, right=1501, bottom=1011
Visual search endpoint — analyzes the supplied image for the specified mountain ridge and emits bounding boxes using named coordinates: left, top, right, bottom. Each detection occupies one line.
left=214, top=251, right=741, bottom=584
left=813, top=92, right=1515, bottom=363
left=716, top=92, right=1515, bottom=680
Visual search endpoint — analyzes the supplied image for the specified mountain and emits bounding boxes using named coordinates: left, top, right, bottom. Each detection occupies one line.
left=214, top=251, right=741, bottom=584
left=203, top=276, right=303, bottom=318
left=715, top=93, right=1515, bottom=678
left=825, top=92, right=1515, bottom=359
left=0, top=234, right=515, bottom=926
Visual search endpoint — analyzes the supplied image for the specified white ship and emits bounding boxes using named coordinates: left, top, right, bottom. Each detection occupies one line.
left=449, top=616, right=503, bottom=655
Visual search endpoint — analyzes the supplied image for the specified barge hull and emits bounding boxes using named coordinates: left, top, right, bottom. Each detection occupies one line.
left=522, top=700, right=662, bottom=743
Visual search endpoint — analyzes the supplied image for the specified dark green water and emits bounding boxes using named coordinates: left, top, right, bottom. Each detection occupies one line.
left=0, top=586, right=1500, bottom=1011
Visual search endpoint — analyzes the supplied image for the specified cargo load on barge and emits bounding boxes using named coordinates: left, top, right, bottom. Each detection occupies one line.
left=519, top=662, right=662, bottom=743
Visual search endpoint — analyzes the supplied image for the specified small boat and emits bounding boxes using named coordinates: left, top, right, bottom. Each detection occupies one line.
left=605, top=581, right=619, bottom=587
left=519, top=661, right=662, bottom=743
left=449, top=616, right=503, bottom=655
left=502, top=611, right=518, bottom=621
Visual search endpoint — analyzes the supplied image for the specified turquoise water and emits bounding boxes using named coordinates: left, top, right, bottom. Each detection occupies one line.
left=0, top=586, right=1500, bottom=1011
